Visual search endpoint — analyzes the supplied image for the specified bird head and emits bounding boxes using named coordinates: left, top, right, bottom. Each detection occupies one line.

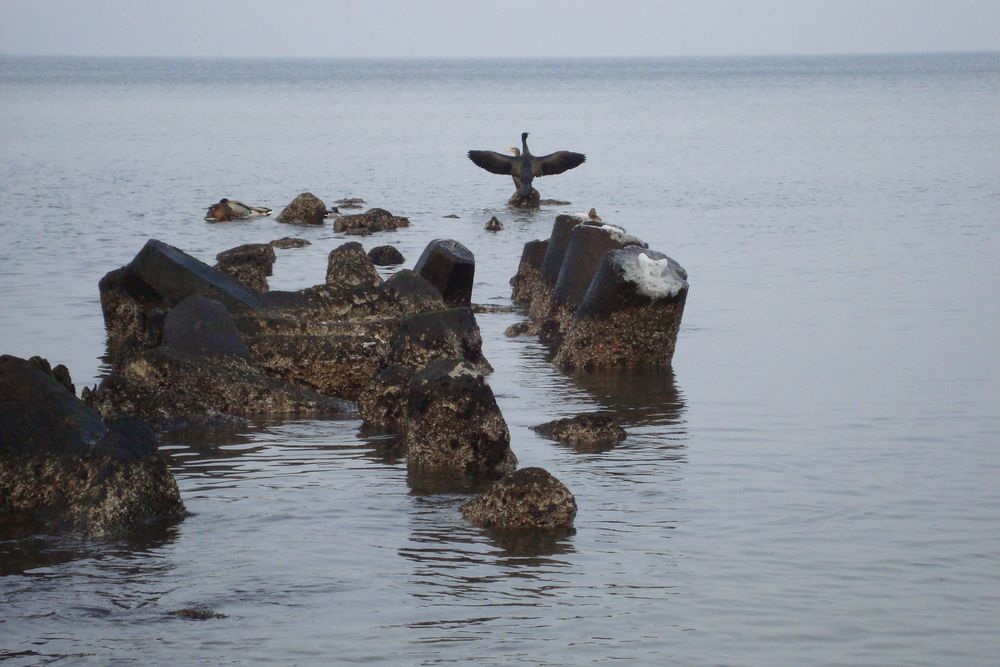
left=507, top=147, right=521, bottom=156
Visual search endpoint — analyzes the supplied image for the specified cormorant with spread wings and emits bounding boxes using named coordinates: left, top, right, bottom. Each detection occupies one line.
left=468, top=132, right=585, bottom=197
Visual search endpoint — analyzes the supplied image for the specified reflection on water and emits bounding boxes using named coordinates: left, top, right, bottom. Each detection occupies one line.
left=568, top=366, right=685, bottom=430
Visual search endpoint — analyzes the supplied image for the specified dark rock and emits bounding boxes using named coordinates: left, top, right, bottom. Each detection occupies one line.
left=120, top=239, right=265, bottom=312
left=333, top=208, right=410, bottom=235
left=171, top=607, right=227, bottom=621
left=383, top=270, right=446, bottom=314
left=335, top=197, right=366, bottom=209
left=508, top=186, right=540, bottom=209
left=368, top=245, right=405, bottom=266
left=403, top=359, right=514, bottom=478
left=555, top=247, right=689, bottom=370
left=386, top=307, right=491, bottom=374
left=460, top=467, right=576, bottom=531
left=1, top=355, right=184, bottom=535
left=326, top=242, right=383, bottom=290
left=538, top=199, right=572, bottom=206
left=270, top=237, right=312, bottom=249
left=276, top=192, right=328, bottom=226
left=532, top=412, right=627, bottom=449
left=97, top=240, right=264, bottom=356
left=26, top=356, right=76, bottom=396
left=442, top=214, right=460, bottom=219
left=552, top=223, right=646, bottom=309
left=161, top=295, right=250, bottom=359
left=540, top=215, right=586, bottom=286
left=510, top=238, right=548, bottom=306
left=52, top=364, right=75, bottom=395
left=484, top=216, right=504, bottom=232
left=413, top=239, right=475, bottom=308
left=214, top=243, right=276, bottom=292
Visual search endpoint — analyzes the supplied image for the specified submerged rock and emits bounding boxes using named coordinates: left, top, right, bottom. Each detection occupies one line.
left=333, top=208, right=410, bottom=235
left=270, top=237, right=311, bottom=249
left=1, top=355, right=184, bottom=536
left=460, top=467, right=576, bottom=531
left=335, top=197, right=366, bottom=209
left=414, top=239, right=475, bottom=308
left=532, top=412, right=626, bottom=449
left=276, top=192, right=328, bottom=226
left=214, top=243, right=275, bottom=292
left=368, top=245, right=405, bottom=266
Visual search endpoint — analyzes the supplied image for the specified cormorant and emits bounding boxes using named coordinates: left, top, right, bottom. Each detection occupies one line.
left=468, top=132, right=585, bottom=198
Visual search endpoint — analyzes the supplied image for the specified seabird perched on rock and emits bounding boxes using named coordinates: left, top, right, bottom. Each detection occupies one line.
left=468, top=132, right=585, bottom=198
left=205, top=198, right=272, bottom=222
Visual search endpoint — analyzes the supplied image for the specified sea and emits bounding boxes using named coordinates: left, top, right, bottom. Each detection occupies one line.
left=1, top=53, right=999, bottom=666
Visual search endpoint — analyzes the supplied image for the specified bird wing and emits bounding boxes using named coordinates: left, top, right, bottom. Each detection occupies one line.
left=531, top=151, right=586, bottom=177
left=468, top=150, right=521, bottom=176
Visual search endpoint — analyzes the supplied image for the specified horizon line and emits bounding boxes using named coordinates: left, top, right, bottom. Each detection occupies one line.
left=1, top=49, right=998, bottom=61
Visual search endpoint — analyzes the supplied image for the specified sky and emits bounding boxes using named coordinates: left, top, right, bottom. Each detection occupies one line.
left=1, top=0, right=999, bottom=59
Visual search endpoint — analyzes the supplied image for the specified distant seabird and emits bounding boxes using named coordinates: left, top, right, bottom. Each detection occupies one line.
left=468, top=132, right=585, bottom=198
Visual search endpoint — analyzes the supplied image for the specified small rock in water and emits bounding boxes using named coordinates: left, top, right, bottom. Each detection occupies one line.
left=460, top=467, right=576, bottom=531
left=442, top=214, right=460, bottom=219
left=171, top=607, right=227, bottom=621
left=484, top=216, right=504, bottom=232
left=538, top=199, right=572, bottom=206
left=270, top=237, right=311, bottom=249
left=333, top=208, right=410, bottom=236
left=335, top=197, right=366, bottom=209
left=367, top=245, right=405, bottom=266
left=532, top=412, right=626, bottom=448
left=276, top=192, right=328, bottom=226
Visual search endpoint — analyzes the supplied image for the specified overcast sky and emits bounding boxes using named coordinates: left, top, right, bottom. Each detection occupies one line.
left=1, top=0, right=998, bottom=58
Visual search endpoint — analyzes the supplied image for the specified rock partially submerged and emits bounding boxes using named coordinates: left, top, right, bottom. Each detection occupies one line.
left=335, top=197, right=365, bottom=209
left=509, top=215, right=688, bottom=370
left=368, top=245, right=405, bottom=266
left=91, top=238, right=492, bottom=428
left=333, top=208, right=410, bottom=235
left=276, top=192, right=328, bottom=226
left=533, top=412, right=626, bottom=449
left=1, top=355, right=184, bottom=535
left=460, top=467, right=576, bottom=531
left=214, top=243, right=275, bottom=292
left=270, top=237, right=311, bottom=249
left=402, top=359, right=515, bottom=478
left=508, top=186, right=540, bottom=209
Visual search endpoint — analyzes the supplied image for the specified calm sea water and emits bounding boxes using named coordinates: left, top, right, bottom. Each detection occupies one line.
left=1, top=54, right=999, bottom=665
